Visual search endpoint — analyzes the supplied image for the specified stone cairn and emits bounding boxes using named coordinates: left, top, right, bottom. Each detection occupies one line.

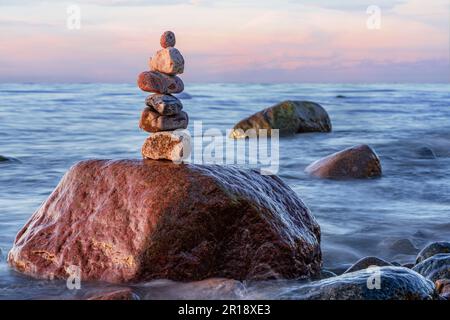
left=137, top=31, right=190, bottom=161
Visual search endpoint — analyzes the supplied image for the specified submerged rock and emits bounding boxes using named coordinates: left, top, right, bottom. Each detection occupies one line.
left=344, top=256, right=392, bottom=274
left=230, top=100, right=331, bottom=139
left=305, top=144, right=382, bottom=179
left=413, top=253, right=450, bottom=282
left=0, top=155, right=20, bottom=163
left=278, top=267, right=435, bottom=300
left=416, top=146, right=436, bottom=159
left=8, top=160, right=321, bottom=283
left=388, top=239, right=419, bottom=255
left=86, top=288, right=140, bottom=300
left=416, top=241, right=450, bottom=264
left=141, top=278, right=246, bottom=300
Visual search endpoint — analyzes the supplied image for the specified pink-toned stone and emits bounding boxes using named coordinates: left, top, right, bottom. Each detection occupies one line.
left=305, top=144, right=382, bottom=179
left=141, top=131, right=190, bottom=162
left=137, top=71, right=184, bottom=94
left=8, top=159, right=322, bottom=283
left=149, top=47, right=184, bottom=75
left=160, top=31, right=176, bottom=48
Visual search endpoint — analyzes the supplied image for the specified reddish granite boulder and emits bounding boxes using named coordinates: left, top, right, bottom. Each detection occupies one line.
left=305, top=144, right=382, bottom=179
left=8, top=160, right=321, bottom=283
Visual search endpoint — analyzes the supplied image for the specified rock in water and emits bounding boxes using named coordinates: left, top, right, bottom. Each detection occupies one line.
left=435, top=279, right=450, bottom=299
left=344, top=256, right=392, bottom=273
left=277, top=267, right=435, bottom=300
left=160, top=31, right=176, bottom=48
left=137, top=71, right=184, bottom=94
left=150, top=47, right=184, bottom=75
left=413, top=253, right=450, bottom=282
left=230, top=100, right=331, bottom=139
left=145, top=94, right=183, bottom=116
left=139, top=107, right=188, bottom=132
left=142, top=132, right=190, bottom=161
left=8, top=160, right=321, bottom=283
left=416, top=241, right=450, bottom=264
left=305, top=144, right=382, bottom=179
left=86, top=288, right=140, bottom=300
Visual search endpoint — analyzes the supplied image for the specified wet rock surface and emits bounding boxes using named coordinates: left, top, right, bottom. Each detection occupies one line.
left=230, top=100, right=331, bottom=139
left=305, top=144, right=382, bottom=179
left=344, top=256, right=392, bottom=274
left=8, top=159, right=321, bottom=283
left=416, top=241, right=450, bottom=264
left=413, top=253, right=450, bottom=282
left=277, top=267, right=435, bottom=300
left=140, top=278, right=246, bottom=300
left=86, top=288, right=140, bottom=300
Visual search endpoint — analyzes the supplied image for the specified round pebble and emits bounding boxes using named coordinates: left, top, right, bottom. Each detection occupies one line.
left=160, top=31, right=176, bottom=48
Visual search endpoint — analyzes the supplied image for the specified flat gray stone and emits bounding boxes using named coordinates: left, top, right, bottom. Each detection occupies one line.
left=145, top=94, right=183, bottom=116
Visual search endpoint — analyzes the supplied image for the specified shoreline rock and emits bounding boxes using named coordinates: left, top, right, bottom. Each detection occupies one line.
left=277, top=267, right=436, bottom=300
left=305, top=144, right=382, bottom=179
left=416, top=241, right=450, bottom=264
left=344, top=256, right=392, bottom=274
left=230, top=100, right=331, bottom=139
left=8, top=159, right=322, bottom=283
left=413, top=253, right=450, bottom=282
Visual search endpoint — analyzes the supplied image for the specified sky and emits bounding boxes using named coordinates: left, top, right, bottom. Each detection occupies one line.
left=0, top=0, right=449, bottom=83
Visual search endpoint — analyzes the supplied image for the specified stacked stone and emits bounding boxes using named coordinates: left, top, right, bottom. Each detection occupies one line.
left=137, top=31, right=189, bottom=161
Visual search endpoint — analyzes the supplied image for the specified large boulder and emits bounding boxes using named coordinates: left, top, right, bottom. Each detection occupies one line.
left=277, top=267, right=436, bottom=300
left=230, top=100, right=331, bottom=139
left=8, top=160, right=321, bottom=283
left=305, top=144, right=382, bottom=179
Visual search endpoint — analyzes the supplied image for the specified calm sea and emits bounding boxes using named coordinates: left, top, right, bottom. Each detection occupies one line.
left=0, top=83, right=449, bottom=299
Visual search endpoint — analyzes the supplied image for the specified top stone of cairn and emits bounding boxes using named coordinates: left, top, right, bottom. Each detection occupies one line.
left=160, top=31, right=176, bottom=48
